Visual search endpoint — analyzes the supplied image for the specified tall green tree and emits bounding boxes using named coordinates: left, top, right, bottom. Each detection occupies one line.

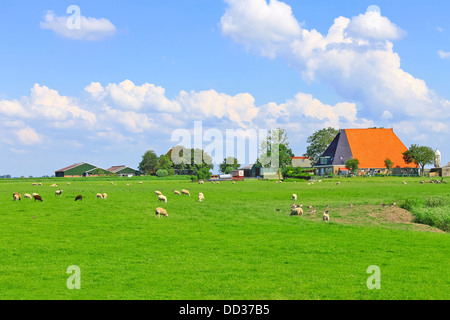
left=345, top=158, right=359, bottom=174
left=384, top=158, right=393, bottom=174
left=402, top=144, right=435, bottom=176
left=304, top=127, right=339, bottom=164
left=219, top=157, right=240, bottom=174
left=169, top=146, right=213, bottom=175
left=257, top=128, right=294, bottom=179
left=138, top=149, right=159, bottom=175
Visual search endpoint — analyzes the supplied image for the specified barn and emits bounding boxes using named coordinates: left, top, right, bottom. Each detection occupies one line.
left=106, top=165, right=140, bottom=177
left=55, top=163, right=102, bottom=178
left=314, top=128, right=419, bottom=176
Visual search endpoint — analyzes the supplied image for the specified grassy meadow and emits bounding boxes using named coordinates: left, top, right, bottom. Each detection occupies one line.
left=0, top=176, right=449, bottom=300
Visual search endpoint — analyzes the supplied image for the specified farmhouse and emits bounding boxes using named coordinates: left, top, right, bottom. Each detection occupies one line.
left=314, top=128, right=419, bottom=176
left=55, top=163, right=105, bottom=178
left=292, top=156, right=312, bottom=168
left=106, top=165, right=140, bottom=177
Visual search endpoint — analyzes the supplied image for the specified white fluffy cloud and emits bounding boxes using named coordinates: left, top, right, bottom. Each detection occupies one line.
left=40, top=10, right=116, bottom=41
left=86, top=80, right=182, bottom=113
left=221, top=0, right=301, bottom=58
left=28, top=84, right=97, bottom=126
left=15, top=127, right=43, bottom=145
left=220, top=1, right=450, bottom=122
left=438, top=50, right=450, bottom=59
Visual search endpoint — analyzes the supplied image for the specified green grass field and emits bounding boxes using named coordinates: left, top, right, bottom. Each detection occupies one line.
left=0, top=176, right=449, bottom=300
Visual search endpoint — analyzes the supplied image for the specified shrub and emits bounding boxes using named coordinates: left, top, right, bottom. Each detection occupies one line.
left=156, top=169, right=168, bottom=177
left=426, top=196, right=445, bottom=208
left=197, top=167, right=211, bottom=180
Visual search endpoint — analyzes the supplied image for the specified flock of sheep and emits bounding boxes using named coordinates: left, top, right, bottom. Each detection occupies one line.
left=154, top=186, right=206, bottom=218
left=12, top=182, right=106, bottom=203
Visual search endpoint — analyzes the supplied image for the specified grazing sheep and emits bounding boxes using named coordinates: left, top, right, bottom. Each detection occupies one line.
left=322, top=211, right=330, bottom=223
left=155, top=191, right=162, bottom=197
left=158, top=195, right=167, bottom=203
left=232, top=181, right=236, bottom=184
left=173, top=190, right=181, bottom=196
left=32, top=183, right=38, bottom=186
left=55, top=190, right=63, bottom=196
left=402, top=181, right=407, bottom=185
left=336, top=181, right=341, bottom=185
left=139, top=181, right=143, bottom=184
left=292, top=194, right=298, bottom=201
left=37, top=183, right=42, bottom=186
left=13, top=193, right=21, bottom=201
left=96, top=193, right=103, bottom=199
left=155, top=207, right=168, bottom=218
left=290, top=207, right=303, bottom=216
left=24, top=193, right=32, bottom=199
left=181, top=189, right=191, bottom=196
left=67, top=182, right=71, bottom=185
left=198, top=180, right=204, bottom=184
left=75, top=195, right=83, bottom=201
left=50, top=183, right=57, bottom=187
left=33, top=194, right=43, bottom=202
left=103, top=193, right=107, bottom=199
left=198, top=195, right=205, bottom=202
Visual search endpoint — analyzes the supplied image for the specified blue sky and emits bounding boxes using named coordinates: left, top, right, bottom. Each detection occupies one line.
left=1, top=0, right=450, bottom=176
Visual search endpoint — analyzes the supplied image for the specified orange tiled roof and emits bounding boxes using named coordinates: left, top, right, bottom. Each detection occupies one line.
left=344, top=128, right=418, bottom=169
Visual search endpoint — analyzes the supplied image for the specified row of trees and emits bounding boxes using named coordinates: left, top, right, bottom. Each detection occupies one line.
left=138, top=147, right=242, bottom=180
left=138, top=128, right=437, bottom=179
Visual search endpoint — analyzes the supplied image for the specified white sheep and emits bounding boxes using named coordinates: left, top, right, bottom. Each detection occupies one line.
left=198, top=195, right=205, bottom=202
left=290, top=207, right=303, bottom=216
left=336, top=181, right=341, bottom=185
left=173, top=190, right=181, bottom=196
left=158, top=195, right=167, bottom=203
left=13, top=193, right=21, bottom=201
left=198, top=180, right=204, bottom=184
left=32, top=193, right=39, bottom=197
left=292, top=194, right=298, bottom=201
left=67, top=182, right=71, bottom=185
left=55, top=190, right=63, bottom=196
left=96, top=193, right=103, bottom=199
left=50, top=183, right=58, bottom=187
left=181, top=189, right=191, bottom=196
left=103, top=193, right=107, bottom=199
left=24, top=193, right=32, bottom=199
left=323, top=211, right=330, bottom=223
left=155, top=191, right=162, bottom=196
left=155, top=207, right=168, bottom=218
left=402, top=181, right=407, bottom=185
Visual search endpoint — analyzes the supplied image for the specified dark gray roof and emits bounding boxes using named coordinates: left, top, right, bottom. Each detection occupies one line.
left=315, top=129, right=353, bottom=166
